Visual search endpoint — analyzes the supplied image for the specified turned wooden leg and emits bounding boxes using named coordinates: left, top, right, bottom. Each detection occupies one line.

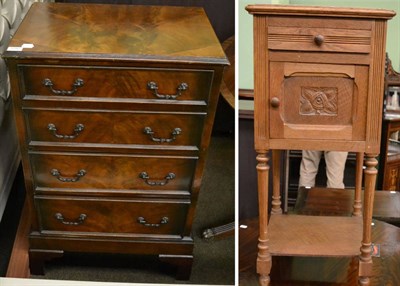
left=159, top=254, right=193, bottom=280
left=256, top=151, right=271, bottom=286
left=271, top=150, right=282, bottom=215
left=29, top=249, right=64, bottom=275
left=358, top=153, right=378, bottom=286
left=353, top=152, right=364, bottom=217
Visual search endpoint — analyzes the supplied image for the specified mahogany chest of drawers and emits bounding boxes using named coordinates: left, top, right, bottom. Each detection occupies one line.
left=4, top=2, right=227, bottom=279
left=246, top=5, right=395, bottom=286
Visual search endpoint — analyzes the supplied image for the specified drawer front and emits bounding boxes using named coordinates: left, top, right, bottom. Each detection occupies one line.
left=26, top=109, right=204, bottom=147
left=35, top=196, right=189, bottom=235
left=268, top=17, right=371, bottom=54
left=30, top=153, right=197, bottom=191
left=21, top=65, right=213, bottom=103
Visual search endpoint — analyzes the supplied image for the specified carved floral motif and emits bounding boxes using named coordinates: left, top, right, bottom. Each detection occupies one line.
left=300, top=87, right=338, bottom=116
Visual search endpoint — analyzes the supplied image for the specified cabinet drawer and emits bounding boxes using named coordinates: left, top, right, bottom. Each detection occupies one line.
left=21, top=65, right=213, bottom=103
left=26, top=109, right=204, bottom=147
left=30, top=152, right=197, bottom=191
left=268, top=17, right=371, bottom=53
left=35, top=196, right=189, bottom=235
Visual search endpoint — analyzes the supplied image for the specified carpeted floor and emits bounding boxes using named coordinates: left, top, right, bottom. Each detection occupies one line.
left=0, top=134, right=235, bottom=285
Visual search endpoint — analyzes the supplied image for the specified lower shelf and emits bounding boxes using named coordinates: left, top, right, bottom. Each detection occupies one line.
left=268, top=214, right=363, bottom=257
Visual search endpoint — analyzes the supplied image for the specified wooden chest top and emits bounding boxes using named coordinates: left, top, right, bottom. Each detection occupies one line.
left=245, top=4, right=396, bottom=18
left=5, top=3, right=227, bottom=65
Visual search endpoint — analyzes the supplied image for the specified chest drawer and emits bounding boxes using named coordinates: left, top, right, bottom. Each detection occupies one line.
left=26, top=109, right=204, bottom=147
left=35, top=196, right=189, bottom=235
left=267, top=17, right=372, bottom=53
left=21, top=65, right=214, bottom=103
left=30, top=152, right=197, bottom=192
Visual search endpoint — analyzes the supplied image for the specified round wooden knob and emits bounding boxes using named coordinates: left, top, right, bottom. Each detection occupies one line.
left=314, top=34, right=325, bottom=46
left=270, top=97, right=280, bottom=108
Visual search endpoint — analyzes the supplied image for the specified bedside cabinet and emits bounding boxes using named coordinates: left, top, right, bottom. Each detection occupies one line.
left=4, top=3, right=228, bottom=279
left=246, top=5, right=395, bottom=286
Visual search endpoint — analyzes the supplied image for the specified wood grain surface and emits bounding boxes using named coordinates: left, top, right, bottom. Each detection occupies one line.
left=6, top=3, right=227, bottom=63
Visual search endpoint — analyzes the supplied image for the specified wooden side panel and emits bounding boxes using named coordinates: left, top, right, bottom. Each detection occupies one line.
left=253, top=15, right=269, bottom=150
left=366, top=20, right=388, bottom=153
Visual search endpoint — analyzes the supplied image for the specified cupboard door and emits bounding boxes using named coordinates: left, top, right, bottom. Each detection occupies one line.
left=270, top=62, right=368, bottom=141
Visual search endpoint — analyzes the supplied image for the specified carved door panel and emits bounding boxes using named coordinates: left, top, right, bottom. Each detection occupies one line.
left=270, top=62, right=368, bottom=141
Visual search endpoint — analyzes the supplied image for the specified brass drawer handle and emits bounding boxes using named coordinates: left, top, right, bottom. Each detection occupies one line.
left=51, top=169, right=86, bottom=182
left=47, top=123, right=85, bottom=139
left=147, top=81, right=188, bottom=99
left=55, top=213, right=87, bottom=226
left=137, top=216, right=169, bottom=227
left=143, top=127, right=182, bottom=143
left=314, top=34, right=325, bottom=46
left=139, top=172, right=175, bottom=186
left=43, top=78, right=84, bottom=95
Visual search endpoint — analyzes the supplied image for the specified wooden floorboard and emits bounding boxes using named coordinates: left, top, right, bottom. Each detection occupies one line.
left=6, top=197, right=30, bottom=278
